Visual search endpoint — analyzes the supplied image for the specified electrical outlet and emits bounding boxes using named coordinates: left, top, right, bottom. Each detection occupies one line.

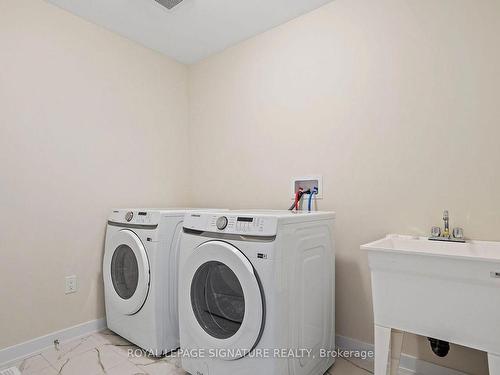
left=291, top=176, right=323, bottom=199
left=65, top=275, right=77, bottom=294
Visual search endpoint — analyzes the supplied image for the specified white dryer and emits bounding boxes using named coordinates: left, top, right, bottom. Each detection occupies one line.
left=104, top=209, right=192, bottom=355
left=179, top=210, right=335, bottom=375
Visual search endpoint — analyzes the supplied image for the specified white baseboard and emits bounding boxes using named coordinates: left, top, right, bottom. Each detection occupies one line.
left=336, top=335, right=468, bottom=375
left=0, top=318, right=107, bottom=367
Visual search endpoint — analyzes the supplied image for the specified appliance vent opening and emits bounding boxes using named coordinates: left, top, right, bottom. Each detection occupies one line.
left=155, top=0, right=184, bottom=10
left=0, top=367, right=21, bottom=375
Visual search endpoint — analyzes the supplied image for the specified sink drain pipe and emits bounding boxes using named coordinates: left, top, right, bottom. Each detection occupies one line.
left=428, top=338, right=450, bottom=357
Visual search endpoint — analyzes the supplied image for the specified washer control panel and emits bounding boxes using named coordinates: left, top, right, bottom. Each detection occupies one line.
left=185, top=213, right=278, bottom=237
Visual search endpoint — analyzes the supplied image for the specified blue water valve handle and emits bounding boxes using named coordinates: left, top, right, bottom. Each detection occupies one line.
left=308, top=187, right=319, bottom=211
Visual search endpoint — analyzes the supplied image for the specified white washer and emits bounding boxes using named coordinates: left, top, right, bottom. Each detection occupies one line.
left=104, top=208, right=193, bottom=355
left=179, top=210, right=336, bottom=375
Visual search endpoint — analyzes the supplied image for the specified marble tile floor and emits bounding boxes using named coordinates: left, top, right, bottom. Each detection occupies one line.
left=1, top=330, right=373, bottom=375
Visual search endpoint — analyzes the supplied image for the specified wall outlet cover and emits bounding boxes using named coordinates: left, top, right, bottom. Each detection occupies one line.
left=65, top=275, right=77, bottom=294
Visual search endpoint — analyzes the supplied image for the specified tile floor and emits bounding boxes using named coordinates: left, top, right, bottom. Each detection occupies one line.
left=1, top=330, right=374, bottom=375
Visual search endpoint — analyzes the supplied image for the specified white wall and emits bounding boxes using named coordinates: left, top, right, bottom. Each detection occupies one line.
left=188, top=1, right=500, bottom=374
left=0, top=0, right=190, bottom=349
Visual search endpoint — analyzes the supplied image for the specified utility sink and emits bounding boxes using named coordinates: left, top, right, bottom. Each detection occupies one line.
left=362, top=234, right=500, bottom=375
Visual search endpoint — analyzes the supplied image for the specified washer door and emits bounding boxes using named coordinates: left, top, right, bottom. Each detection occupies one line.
left=184, top=241, right=264, bottom=360
left=104, top=229, right=150, bottom=315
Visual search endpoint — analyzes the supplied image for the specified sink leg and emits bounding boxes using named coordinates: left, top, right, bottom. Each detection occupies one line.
left=488, top=353, right=500, bottom=374
left=390, top=330, right=404, bottom=374
left=375, top=325, right=391, bottom=375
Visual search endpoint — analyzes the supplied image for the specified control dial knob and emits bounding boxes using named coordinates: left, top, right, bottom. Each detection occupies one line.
left=216, top=216, right=228, bottom=230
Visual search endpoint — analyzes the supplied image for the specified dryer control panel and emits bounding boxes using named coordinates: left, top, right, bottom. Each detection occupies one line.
left=108, top=209, right=161, bottom=226
left=184, top=212, right=278, bottom=237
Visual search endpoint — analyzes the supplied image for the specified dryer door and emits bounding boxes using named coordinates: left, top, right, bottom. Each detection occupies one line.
left=184, top=240, right=264, bottom=360
left=104, top=229, right=150, bottom=315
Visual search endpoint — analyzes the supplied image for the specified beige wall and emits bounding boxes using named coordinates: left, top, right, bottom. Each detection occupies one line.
left=188, top=0, right=500, bottom=374
left=2, top=0, right=500, bottom=373
left=0, top=0, right=190, bottom=349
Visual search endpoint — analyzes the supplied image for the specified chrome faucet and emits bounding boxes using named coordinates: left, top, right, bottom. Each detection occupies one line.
left=443, top=210, right=449, bottom=237
left=429, top=210, right=465, bottom=243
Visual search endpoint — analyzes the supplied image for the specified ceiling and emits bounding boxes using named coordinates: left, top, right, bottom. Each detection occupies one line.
left=45, top=0, right=333, bottom=64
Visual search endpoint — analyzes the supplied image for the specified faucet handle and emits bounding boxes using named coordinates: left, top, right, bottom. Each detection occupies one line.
left=431, top=226, right=441, bottom=237
left=443, top=210, right=449, bottom=220
left=453, top=227, right=464, bottom=240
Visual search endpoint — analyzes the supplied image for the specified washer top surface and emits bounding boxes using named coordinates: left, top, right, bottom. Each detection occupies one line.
left=184, top=209, right=335, bottom=237
left=229, top=209, right=335, bottom=218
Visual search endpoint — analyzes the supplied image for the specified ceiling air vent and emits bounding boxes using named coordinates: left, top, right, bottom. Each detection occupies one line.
left=0, top=367, right=21, bottom=375
left=154, top=0, right=184, bottom=10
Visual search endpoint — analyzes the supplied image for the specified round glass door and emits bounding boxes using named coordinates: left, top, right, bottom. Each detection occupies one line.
left=182, top=241, right=264, bottom=360
left=104, top=229, right=150, bottom=315
left=191, top=261, right=245, bottom=339
left=111, top=244, right=139, bottom=300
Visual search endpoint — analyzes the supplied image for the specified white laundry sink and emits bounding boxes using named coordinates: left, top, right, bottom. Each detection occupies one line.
left=361, top=234, right=500, bottom=375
